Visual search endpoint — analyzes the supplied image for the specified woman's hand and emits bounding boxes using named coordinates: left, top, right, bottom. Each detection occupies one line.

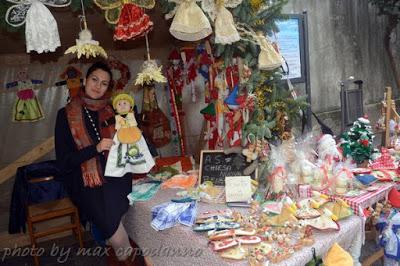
left=96, top=138, right=115, bottom=153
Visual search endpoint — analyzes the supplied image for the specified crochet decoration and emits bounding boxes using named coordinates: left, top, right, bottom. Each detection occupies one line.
left=135, top=60, right=167, bottom=86
left=65, top=0, right=107, bottom=59
left=93, top=0, right=154, bottom=41
left=5, top=0, right=70, bottom=53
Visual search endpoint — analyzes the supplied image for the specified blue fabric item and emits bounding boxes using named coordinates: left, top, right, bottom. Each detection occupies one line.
left=8, top=160, right=67, bottom=234
left=224, top=85, right=239, bottom=106
left=355, top=175, right=377, bottom=186
left=151, top=202, right=195, bottom=231
left=198, top=66, right=209, bottom=80
left=178, top=201, right=197, bottom=226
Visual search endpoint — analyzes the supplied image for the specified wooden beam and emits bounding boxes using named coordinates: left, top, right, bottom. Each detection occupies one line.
left=0, top=137, right=54, bottom=185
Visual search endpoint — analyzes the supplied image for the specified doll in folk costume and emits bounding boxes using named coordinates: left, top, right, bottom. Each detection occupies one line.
left=94, top=0, right=154, bottom=41
left=7, top=68, right=44, bottom=122
left=105, top=93, right=155, bottom=177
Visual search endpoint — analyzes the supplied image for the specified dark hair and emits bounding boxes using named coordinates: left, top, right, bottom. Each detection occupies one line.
left=86, top=61, right=113, bottom=82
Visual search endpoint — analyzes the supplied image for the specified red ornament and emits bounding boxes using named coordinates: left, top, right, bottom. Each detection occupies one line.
left=359, top=139, right=369, bottom=147
left=113, top=4, right=153, bottom=41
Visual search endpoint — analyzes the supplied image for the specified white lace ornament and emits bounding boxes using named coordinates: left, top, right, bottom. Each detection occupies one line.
left=5, top=0, right=70, bottom=53
left=213, top=0, right=242, bottom=44
left=237, top=24, right=284, bottom=70
left=167, top=0, right=212, bottom=41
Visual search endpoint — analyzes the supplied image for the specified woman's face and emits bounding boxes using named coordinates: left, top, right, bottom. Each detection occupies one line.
left=84, top=69, right=111, bottom=99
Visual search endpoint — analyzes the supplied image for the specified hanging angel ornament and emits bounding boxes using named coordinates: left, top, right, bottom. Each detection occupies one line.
left=5, top=0, right=70, bottom=53
left=202, top=0, right=242, bottom=44
left=94, top=0, right=154, bottom=41
left=166, top=0, right=212, bottom=41
left=65, top=0, right=107, bottom=59
left=237, top=24, right=284, bottom=71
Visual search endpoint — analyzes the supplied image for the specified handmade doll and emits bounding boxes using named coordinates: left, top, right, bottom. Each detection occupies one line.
left=105, top=93, right=155, bottom=177
left=7, top=68, right=44, bottom=122
left=55, top=66, right=82, bottom=99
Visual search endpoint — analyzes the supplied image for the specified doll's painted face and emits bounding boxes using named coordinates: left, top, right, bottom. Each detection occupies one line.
left=115, top=99, right=131, bottom=114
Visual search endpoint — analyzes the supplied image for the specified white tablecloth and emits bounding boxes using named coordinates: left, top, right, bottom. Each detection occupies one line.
left=124, top=189, right=362, bottom=266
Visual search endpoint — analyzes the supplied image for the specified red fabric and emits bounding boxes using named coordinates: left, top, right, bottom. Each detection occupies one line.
left=114, top=4, right=153, bottom=41
left=17, top=89, right=34, bottom=100
left=388, top=187, right=400, bottom=208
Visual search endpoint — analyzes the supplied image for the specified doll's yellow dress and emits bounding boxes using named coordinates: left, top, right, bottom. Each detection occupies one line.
left=116, top=113, right=142, bottom=144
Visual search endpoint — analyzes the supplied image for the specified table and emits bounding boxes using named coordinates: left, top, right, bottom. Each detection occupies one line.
left=124, top=189, right=363, bottom=266
left=306, top=183, right=394, bottom=216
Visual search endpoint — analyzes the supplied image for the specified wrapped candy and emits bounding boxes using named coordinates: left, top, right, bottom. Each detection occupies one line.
left=317, top=134, right=342, bottom=161
left=311, top=164, right=329, bottom=191
left=333, top=168, right=354, bottom=195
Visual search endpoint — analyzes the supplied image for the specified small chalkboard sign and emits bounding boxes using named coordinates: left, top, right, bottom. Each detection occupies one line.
left=199, top=150, right=257, bottom=186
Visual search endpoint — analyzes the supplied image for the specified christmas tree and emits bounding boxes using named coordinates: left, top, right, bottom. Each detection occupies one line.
left=159, top=0, right=308, bottom=142
left=340, top=117, right=377, bottom=164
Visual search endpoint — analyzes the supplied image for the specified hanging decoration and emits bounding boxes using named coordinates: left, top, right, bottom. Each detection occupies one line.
left=106, top=56, right=131, bottom=91
left=6, top=68, right=44, bottom=122
left=5, top=0, right=70, bottom=53
left=166, top=0, right=212, bottom=41
left=137, top=34, right=171, bottom=149
left=201, top=0, right=242, bottom=44
left=65, top=0, right=107, bottom=59
left=237, top=23, right=284, bottom=71
left=55, top=66, right=83, bottom=99
left=93, top=0, right=154, bottom=41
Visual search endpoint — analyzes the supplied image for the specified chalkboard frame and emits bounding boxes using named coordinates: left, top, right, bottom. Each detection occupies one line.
left=198, top=150, right=258, bottom=186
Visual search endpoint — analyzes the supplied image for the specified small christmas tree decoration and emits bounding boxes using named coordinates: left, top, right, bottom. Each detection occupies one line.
left=340, top=116, right=377, bottom=164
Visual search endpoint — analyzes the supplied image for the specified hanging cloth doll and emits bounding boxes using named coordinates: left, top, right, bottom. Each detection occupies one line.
left=236, top=24, right=284, bottom=70
left=166, top=0, right=212, bottom=41
left=256, top=31, right=284, bottom=70
left=201, top=0, right=242, bottom=44
left=105, top=93, right=155, bottom=177
left=7, top=69, right=44, bottom=122
left=94, top=0, right=154, bottom=41
left=55, top=66, right=82, bottom=99
left=5, top=0, right=70, bottom=53
left=214, top=0, right=240, bottom=44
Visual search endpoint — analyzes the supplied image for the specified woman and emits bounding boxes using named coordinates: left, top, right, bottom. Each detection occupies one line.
left=55, top=61, right=145, bottom=265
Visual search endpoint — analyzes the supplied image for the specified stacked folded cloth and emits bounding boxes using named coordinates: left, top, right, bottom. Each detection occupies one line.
left=151, top=201, right=197, bottom=231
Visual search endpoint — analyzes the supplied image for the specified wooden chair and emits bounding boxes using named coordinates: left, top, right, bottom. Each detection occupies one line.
left=26, top=176, right=83, bottom=266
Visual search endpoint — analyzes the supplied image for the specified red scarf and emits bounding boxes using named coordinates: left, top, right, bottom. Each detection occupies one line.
left=65, top=92, right=115, bottom=187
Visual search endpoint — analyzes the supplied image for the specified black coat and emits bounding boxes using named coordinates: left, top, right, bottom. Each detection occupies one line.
left=8, top=160, right=66, bottom=234
left=55, top=107, right=135, bottom=239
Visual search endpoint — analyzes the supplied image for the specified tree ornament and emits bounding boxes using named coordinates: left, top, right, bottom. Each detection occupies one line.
left=65, top=0, right=107, bottom=59
left=94, top=0, right=154, bottom=41
left=5, top=0, right=70, bottom=53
